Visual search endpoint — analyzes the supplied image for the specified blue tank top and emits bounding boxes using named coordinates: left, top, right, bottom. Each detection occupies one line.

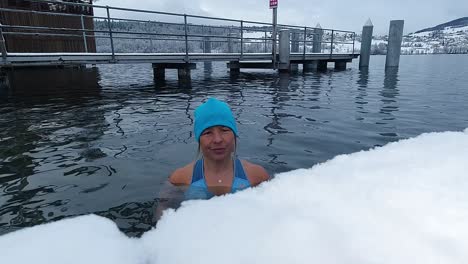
left=185, top=158, right=251, bottom=200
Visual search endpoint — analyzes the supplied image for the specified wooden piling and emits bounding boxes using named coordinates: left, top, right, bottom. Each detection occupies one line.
left=359, top=19, right=373, bottom=68
left=385, top=20, right=404, bottom=68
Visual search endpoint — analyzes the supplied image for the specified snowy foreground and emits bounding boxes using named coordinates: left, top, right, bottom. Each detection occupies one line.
left=1, top=129, right=468, bottom=264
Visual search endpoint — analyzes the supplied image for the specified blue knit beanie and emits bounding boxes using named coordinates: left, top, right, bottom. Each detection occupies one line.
left=194, top=98, right=238, bottom=141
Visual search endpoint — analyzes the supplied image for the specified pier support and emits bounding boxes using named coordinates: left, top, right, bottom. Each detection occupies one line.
left=385, top=20, right=404, bottom=68
left=178, top=68, right=191, bottom=80
left=334, top=61, right=347, bottom=70
left=278, top=30, right=291, bottom=73
left=0, top=68, right=9, bottom=93
left=153, top=67, right=165, bottom=80
left=318, top=61, right=328, bottom=71
left=152, top=63, right=196, bottom=82
left=227, top=61, right=275, bottom=72
left=303, top=61, right=318, bottom=71
left=359, top=19, right=373, bottom=68
left=227, top=61, right=240, bottom=75
left=227, top=61, right=239, bottom=70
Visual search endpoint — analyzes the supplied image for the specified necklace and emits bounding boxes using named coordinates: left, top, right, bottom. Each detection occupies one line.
left=202, top=157, right=236, bottom=185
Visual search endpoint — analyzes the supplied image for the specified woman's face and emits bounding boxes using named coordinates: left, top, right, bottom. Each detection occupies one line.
left=199, top=126, right=235, bottom=161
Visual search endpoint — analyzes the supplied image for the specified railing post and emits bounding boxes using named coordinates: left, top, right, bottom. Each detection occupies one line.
left=303, top=27, right=307, bottom=60
left=330, top=30, right=334, bottom=58
left=184, top=14, right=189, bottom=62
left=106, top=6, right=115, bottom=61
left=264, top=30, right=267, bottom=53
left=0, top=24, right=7, bottom=62
left=240, top=20, right=243, bottom=57
left=352, top=32, right=356, bottom=55
left=80, top=14, right=88, bottom=53
left=227, top=28, right=233, bottom=53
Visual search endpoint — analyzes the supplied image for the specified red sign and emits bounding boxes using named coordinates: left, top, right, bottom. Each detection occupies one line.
left=269, top=0, right=278, bottom=9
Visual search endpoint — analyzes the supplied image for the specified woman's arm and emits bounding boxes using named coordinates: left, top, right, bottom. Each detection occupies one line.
left=155, top=179, right=187, bottom=221
left=155, top=163, right=194, bottom=221
left=169, top=162, right=194, bottom=185
left=242, top=160, right=271, bottom=186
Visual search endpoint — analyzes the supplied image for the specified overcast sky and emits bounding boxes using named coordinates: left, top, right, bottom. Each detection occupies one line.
left=94, top=0, right=467, bottom=35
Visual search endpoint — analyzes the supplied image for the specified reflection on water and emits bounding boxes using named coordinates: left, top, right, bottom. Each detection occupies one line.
left=1, top=55, right=468, bottom=237
left=0, top=67, right=107, bottom=234
left=2, top=67, right=101, bottom=99
left=355, top=68, right=369, bottom=117
left=96, top=200, right=158, bottom=237
left=377, top=68, right=400, bottom=138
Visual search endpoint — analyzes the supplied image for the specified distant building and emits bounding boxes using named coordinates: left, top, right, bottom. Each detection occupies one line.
left=0, top=0, right=96, bottom=52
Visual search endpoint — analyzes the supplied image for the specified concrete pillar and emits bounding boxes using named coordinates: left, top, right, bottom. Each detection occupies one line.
left=291, top=31, right=299, bottom=71
left=312, top=23, right=323, bottom=53
left=385, top=20, right=404, bottom=68
left=303, top=61, right=318, bottom=71
left=278, top=29, right=290, bottom=73
left=334, top=61, right=347, bottom=70
left=318, top=61, right=327, bottom=71
left=359, top=19, right=373, bottom=68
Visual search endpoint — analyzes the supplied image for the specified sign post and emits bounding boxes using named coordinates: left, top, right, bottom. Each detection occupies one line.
left=270, top=0, right=278, bottom=68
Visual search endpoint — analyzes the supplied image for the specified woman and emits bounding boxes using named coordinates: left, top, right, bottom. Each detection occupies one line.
left=169, top=97, right=270, bottom=200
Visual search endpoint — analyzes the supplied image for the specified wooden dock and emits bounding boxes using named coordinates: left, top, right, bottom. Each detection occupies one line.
left=0, top=0, right=360, bottom=81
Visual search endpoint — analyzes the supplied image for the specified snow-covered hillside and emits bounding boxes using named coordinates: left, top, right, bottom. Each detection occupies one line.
left=401, top=25, right=468, bottom=54
left=93, top=19, right=468, bottom=55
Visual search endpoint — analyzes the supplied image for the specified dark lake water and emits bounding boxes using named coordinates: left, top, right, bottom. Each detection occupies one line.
left=0, top=55, right=467, bottom=236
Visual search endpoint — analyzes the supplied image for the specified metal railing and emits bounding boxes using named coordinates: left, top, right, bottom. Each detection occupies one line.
left=0, top=0, right=356, bottom=61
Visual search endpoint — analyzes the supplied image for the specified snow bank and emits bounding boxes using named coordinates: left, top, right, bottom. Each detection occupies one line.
left=2, top=129, right=468, bottom=264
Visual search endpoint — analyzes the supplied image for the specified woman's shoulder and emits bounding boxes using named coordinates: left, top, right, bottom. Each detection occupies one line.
left=240, top=159, right=270, bottom=186
left=169, top=161, right=195, bottom=186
